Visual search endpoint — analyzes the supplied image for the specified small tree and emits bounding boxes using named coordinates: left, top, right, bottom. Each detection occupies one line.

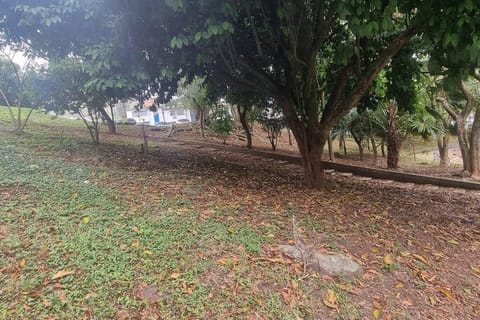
left=173, top=77, right=214, bottom=138
left=257, top=107, right=286, bottom=151
left=0, top=47, right=43, bottom=133
left=437, top=77, right=480, bottom=177
left=210, top=108, right=234, bottom=144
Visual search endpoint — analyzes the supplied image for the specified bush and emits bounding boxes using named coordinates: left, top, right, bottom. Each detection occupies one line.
left=210, top=109, right=235, bottom=144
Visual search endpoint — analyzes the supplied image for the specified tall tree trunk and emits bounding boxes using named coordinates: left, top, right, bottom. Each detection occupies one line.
left=456, top=118, right=471, bottom=173
left=469, top=107, right=480, bottom=179
left=370, top=136, right=378, bottom=166
left=352, top=135, right=364, bottom=160
left=327, top=132, right=335, bottom=161
left=199, top=109, right=205, bottom=139
left=437, top=134, right=449, bottom=167
left=289, top=122, right=327, bottom=189
left=386, top=102, right=401, bottom=169
left=287, top=129, right=293, bottom=145
left=340, top=137, right=347, bottom=154
left=237, top=105, right=252, bottom=149
left=98, top=106, right=116, bottom=134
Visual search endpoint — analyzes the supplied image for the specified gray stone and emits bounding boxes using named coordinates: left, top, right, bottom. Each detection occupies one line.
left=279, top=244, right=363, bottom=280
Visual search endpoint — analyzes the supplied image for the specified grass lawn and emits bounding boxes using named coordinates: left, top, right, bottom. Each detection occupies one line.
left=1, top=106, right=479, bottom=319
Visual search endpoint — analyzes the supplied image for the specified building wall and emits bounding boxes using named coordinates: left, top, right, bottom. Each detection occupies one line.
left=126, top=107, right=193, bottom=125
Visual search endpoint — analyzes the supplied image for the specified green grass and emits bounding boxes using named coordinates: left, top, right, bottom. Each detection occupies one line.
left=0, top=107, right=318, bottom=319
left=0, top=143, right=267, bottom=318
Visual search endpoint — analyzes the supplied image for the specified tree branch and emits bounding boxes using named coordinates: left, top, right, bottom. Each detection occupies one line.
left=436, top=90, right=459, bottom=120
left=460, top=81, right=476, bottom=118
left=323, top=25, right=418, bottom=128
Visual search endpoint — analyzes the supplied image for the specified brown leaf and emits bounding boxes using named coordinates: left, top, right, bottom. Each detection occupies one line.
left=169, top=272, right=182, bottom=279
left=383, top=254, right=393, bottom=265
left=412, top=253, right=428, bottom=264
left=323, top=289, right=337, bottom=309
left=51, top=270, right=75, bottom=280
left=131, top=240, right=140, bottom=247
left=439, top=287, right=455, bottom=300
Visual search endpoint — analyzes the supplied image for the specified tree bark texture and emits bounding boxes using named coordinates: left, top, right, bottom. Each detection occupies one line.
left=437, top=134, right=449, bottom=167
left=470, top=107, right=480, bottom=179
left=237, top=105, right=252, bottom=149
left=386, top=102, right=401, bottom=169
left=287, top=120, right=327, bottom=189
left=327, top=132, right=335, bottom=161
left=98, top=106, right=116, bottom=134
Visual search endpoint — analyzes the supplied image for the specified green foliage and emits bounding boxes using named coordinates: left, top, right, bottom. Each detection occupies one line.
left=172, top=77, right=214, bottom=113
left=210, top=108, right=234, bottom=143
left=386, top=45, right=422, bottom=113
left=256, top=106, right=286, bottom=151
left=0, top=57, right=19, bottom=105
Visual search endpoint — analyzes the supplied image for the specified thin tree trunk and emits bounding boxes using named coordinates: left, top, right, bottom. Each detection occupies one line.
left=142, top=123, right=149, bottom=154
left=386, top=102, right=400, bottom=169
left=327, top=132, right=335, bottom=161
left=437, top=135, right=449, bottom=167
left=20, top=107, right=35, bottom=132
left=352, top=133, right=364, bottom=161
left=98, top=106, right=116, bottom=134
left=199, top=109, right=205, bottom=139
left=340, top=137, right=347, bottom=154
left=237, top=105, right=252, bottom=149
left=287, top=129, right=293, bottom=145
left=371, top=136, right=378, bottom=166
left=469, top=107, right=480, bottom=179
left=456, top=118, right=471, bottom=173
left=0, top=88, right=18, bottom=131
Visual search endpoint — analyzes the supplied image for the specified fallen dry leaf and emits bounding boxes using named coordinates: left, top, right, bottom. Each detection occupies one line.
left=323, top=289, right=337, bottom=309
left=439, top=287, right=455, bottom=300
left=131, top=240, right=140, bottom=247
left=412, top=253, right=428, bottom=264
left=373, top=309, right=381, bottom=318
left=383, top=254, right=393, bottom=265
left=170, top=272, right=182, bottom=279
left=51, top=270, right=75, bottom=281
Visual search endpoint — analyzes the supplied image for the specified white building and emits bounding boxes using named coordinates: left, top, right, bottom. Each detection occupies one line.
left=126, top=105, right=195, bottom=125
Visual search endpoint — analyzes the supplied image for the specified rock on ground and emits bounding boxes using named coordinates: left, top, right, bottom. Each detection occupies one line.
left=279, top=244, right=363, bottom=280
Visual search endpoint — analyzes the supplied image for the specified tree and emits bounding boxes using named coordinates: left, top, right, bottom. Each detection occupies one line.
left=41, top=58, right=107, bottom=144
left=225, top=87, right=258, bottom=149
left=210, top=108, right=235, bottom=144
left=256, top=104, right=286, bottom=151
left=0, top=47, right=44, bottom=133
left=437, top=78, right=480, bottom=177
left=173, top=77, right=214, bottom=139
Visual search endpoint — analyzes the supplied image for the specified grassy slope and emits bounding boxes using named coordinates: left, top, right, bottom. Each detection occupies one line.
left=1, top=106, right=479, bottom=320
left=0, top=107, right=311, bottom=319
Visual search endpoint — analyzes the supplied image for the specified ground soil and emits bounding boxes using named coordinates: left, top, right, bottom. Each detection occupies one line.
left=2, top=119, right=479, bottom=319
left=94, top=123, right=480, bottom=319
